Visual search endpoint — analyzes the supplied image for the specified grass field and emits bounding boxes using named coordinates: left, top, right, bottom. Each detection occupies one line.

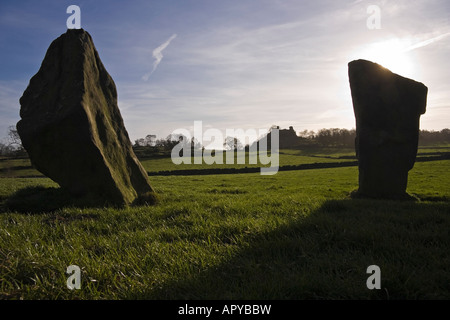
left=0, top=148, right=449, bottom=299
left=3, top=146, right=449, bottom=177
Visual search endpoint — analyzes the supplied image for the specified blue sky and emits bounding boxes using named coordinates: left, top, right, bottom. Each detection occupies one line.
left=1, top=0, right=449, bottom=143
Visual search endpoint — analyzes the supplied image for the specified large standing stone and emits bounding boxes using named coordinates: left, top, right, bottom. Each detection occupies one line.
left=17, top=29, right=156, bottom=206
left=348, top=59, right=428, bottom=199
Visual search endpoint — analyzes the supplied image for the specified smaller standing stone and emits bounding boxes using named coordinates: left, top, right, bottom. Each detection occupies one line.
left=348, top=59, right=428, bottom=199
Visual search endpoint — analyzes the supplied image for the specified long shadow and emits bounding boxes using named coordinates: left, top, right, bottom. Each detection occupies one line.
left=148, top=161, right=359, bottom=176
left=148, top=198, right=450, bottom=300
left=0, top=185, right=125, bottom=214
left=0, top=186, right=81, bottom=214
left=148, top=155, right=450, bottom=176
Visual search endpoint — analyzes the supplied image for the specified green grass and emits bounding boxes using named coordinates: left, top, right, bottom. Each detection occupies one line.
left=2, top=146, right=448, bottom=177
left=0, top=158, right=41, bottom=178
left=140, top=146, right=449, bottom=174
left=139, top=149, right=356, bottom=174
left=0, top=156, right=449, bottom=299
left=1, top=149, right=352, bottom=177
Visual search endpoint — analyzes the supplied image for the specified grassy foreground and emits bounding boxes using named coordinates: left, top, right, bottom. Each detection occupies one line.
left=0, top=158, right=449, bottom=299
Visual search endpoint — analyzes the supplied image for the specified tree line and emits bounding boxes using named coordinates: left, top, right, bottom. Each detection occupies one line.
left=1, top=126, right=449, bottom=158
left=133, top=127, right=450, bottom=157
left=298, top=128, right=357, bottom=148
left=298, top=128, right=450, bottom=148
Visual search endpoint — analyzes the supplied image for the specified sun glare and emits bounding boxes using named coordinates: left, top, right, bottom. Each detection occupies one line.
left=352, top=39, right=417, bottom=79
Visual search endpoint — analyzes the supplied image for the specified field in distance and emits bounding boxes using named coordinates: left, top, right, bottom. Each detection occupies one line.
left=2, top=146, right=449, bottom=177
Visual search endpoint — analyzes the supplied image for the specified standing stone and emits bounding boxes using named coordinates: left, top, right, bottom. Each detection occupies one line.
left=348, top=59, right=428, bottom=199
left=17, top=29, right=156, bottom=206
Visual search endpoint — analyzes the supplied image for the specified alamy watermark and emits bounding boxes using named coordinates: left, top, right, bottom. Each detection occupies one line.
left=170, top=121, right=279, bottom=175
left=67, top=5, right=81, bottom=29
left=367, top=5, right=381, bottom=30
left=66, top=265, right=81, bottom=290
left=366, top=265, right=381, bottom=289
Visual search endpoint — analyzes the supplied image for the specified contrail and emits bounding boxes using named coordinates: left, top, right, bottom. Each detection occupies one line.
left=142, top=34, right=177, bottom=81
left=404, top=32, right=450, bottom=52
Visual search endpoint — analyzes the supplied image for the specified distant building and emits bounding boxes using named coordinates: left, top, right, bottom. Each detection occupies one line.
left=253, top=125, right=304, bottom=149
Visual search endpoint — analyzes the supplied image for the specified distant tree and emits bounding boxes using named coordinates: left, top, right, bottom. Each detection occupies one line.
left=134, top=134, right=157, bottom=147
left=419, top=129, right=450, bottom=146
left=0, top=126, right=27, bottom=157
left=145, top=134, right=157, bottom=147
left=223, top=136, right=243, bottom=151
left=153, top=134, right=191, bottom=152
left=310, top=128, right=356, bottom=147
left=7, top=125, right=22, bottom=150
left=134, top=138, right=146, bottom=147
left=0, top=142, right=8, bottom=156
left=316, top=128, right=332, bottom=146
left=298, top=129, right=315, bottom=140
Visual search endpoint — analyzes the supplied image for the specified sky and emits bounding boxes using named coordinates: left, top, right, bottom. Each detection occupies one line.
left=0, top=0, right=449, bottom=143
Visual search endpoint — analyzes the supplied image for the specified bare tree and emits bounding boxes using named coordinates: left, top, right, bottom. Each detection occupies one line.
left=7, top=125, right=22, bottom=149
left=223, top=136, right=243, bottom=151
left=134, top=138, right=146, bottom=147
left=145, top=134, right=157, bottom=146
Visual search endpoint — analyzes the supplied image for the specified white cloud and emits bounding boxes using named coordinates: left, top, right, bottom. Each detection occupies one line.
left=142, top=34, right=177, bottom=81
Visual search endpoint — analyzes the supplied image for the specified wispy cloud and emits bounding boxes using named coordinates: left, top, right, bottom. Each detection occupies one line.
left=142, top=34, right=177, bottom=81
left=404, top=32, right=450, bottom=52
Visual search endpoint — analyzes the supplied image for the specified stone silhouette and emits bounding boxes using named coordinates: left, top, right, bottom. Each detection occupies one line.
left=348, top=59, right=428, bottom=199
left=17, top=29, right=157, bottom=206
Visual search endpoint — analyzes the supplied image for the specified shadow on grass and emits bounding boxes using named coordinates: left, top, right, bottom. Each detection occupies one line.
left=1, top=185, right=159, bottom=214
left=0, top=186, right=121, bottom=214
left=0, top=186, right=77, bottom=214
left=149, top=198, right=450, bottom=300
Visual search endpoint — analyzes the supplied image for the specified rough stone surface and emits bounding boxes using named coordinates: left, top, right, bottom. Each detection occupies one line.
left=348, top=59, right=428, bottom=199
left=17, top=29, right=156, bottom=206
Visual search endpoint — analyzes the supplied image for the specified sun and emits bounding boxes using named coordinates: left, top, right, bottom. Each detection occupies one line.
left=352, top=39, right=417, bottom=79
